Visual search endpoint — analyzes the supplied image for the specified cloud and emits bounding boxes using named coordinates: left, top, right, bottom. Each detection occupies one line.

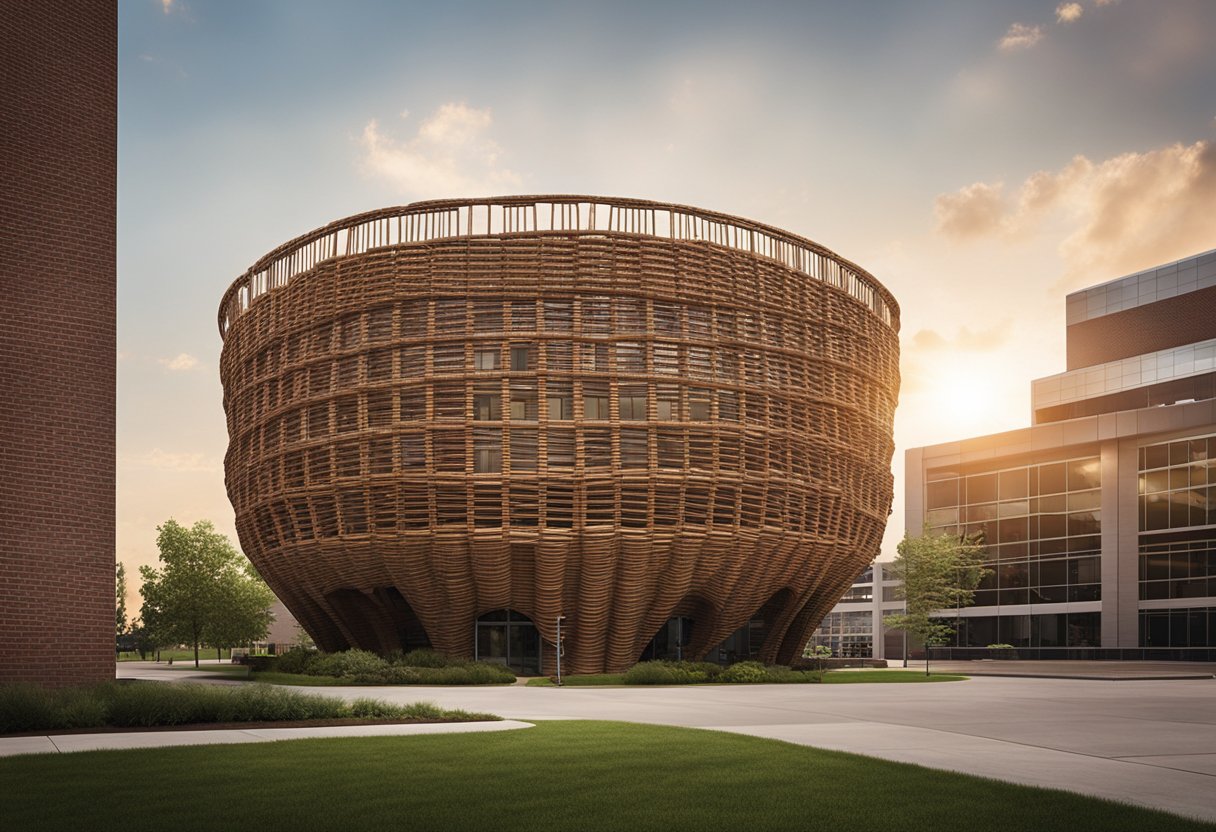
left=933, top=182, right=1007, bottom=238
left=122, top=449, right=219, bottom=473
left=934, top=140, right=1216, bottom=287
left=158, top=353, right=199, bottom=371
left=161, top=0, right=173, bottom=12
left=358, top=103, right=522, bottom=197
left=999, top=23, right=1044, bottom=52
left=1055, top=3, right=1083, bottom=23
left=911, top=321, right=1014, bottom=352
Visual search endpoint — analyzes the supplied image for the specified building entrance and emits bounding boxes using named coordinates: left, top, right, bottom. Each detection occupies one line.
left=474, top=609, right=541, bottom=674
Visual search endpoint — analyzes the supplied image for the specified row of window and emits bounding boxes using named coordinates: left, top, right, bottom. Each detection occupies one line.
left=946, top=613, right=1101, bottom=648
left=968, top=555, right=1102, bottom=607
left=227, top=341, right=891, bottom=430
left=1140, top=607, right=1216, bottom=648
left=1139, top=536, right=1216, bottom=600
left=925, top=457, right=1101, bottom=510
left=248, top=482, right=837, bottom=540
left=234, top=294, right=888, bottom=387
left=231, top=429, right=864, bottom=483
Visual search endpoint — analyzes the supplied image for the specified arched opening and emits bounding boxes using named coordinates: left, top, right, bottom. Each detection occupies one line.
left=322, top=586, right=432, bottom=654
left=640, top=616, right=695, bottom=662
left=704, top=588, right=796, bottom=665
left=474, top=609, right=540, bottom=674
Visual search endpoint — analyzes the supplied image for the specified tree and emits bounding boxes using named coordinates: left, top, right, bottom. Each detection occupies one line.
left=203, top=561, right=274, bottom=659
left=115, top=561, right=128, bottom=637
left=138, top=519, right=274, bottom=668
left=883, top=529, right=990, bottom=676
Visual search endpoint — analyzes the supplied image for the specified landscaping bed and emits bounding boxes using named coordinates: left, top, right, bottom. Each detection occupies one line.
left=525, top=661, right=967, bottom=686
left=242, top=648, right=516, bottom=686
left=0, top=682, right=495, bottom=735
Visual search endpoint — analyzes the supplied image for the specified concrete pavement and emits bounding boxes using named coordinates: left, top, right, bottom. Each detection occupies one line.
left=0, top=720, right=533, bottom=758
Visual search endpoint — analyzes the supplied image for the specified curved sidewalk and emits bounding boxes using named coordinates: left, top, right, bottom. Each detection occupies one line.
left=0, top=719, right=532, bottom=758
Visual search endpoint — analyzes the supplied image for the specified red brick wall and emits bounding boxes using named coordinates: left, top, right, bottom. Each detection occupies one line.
left=0, top=2, right=116, bottom=686
left=1066, top=284, right=1216, bottom=370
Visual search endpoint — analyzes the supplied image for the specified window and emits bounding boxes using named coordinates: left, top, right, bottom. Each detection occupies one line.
left=473, top=392, right=501, bottom=421
left=510, top=345, right=534, bottom=371
left=620, top=386, right=647, bottom=421
left=474, top=348, right=501, bottom=371
left=546, top=382, right=573, bottom=420
left=689, top=388, right=712, bottom=421
left=584, top=383, right=609, bottom=419
left=474, top=431, right=502, bottom=473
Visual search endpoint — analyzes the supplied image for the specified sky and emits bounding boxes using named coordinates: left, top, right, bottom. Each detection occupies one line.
left=117, top=0, right=1216, bottom=610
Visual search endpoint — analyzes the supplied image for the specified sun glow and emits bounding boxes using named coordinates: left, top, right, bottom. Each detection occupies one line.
left=904, top=351, right=1028, bottom=446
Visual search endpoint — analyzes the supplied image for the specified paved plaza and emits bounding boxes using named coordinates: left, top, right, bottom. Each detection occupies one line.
left=19, top=663, right=1212, bottom=823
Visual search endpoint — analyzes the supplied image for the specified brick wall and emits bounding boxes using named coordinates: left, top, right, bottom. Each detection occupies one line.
left=1066, top=284, right=1216, bottom=370
left=0, top=2, right=116, bottom=686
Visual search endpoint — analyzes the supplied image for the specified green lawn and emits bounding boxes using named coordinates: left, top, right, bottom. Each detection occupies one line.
left=117, top=649, right=236, bottom=663
left=525, top=670, right=966, bottom=686
left=822, top=670, right=966, bottom=683
left=0, top=722, right=1204, bottom=831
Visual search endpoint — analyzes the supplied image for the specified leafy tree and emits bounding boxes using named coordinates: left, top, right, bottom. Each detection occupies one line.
left=138, top=519, right=274, bottom=668
left=883, top=529, right=990, bottom=676
left=204, top=561, right=275, bottom=660
left=115, top=562, right=128, bottom=636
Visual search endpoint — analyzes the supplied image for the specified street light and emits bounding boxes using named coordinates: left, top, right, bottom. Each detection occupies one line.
left=555, top=615, right=566, bottom=686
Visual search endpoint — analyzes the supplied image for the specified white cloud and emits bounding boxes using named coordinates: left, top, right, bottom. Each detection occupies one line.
left=999, top=23, right=1044, bottom=52
left=358, top=103, right=522, bottom=197
left=934, top=140, right=1216, bottom=288
left=161, top=0, right=173, bottom=12
left=1055, top=3, right=1083, bottom=24
left=158, top=352, right=199, bottom=371
left=934, top=182, right=1007, bottom=238
left=122, top=448, right=219, bottom=473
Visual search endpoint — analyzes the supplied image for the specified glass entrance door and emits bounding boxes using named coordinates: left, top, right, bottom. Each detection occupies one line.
left=474, top=610, right=541, bottom=674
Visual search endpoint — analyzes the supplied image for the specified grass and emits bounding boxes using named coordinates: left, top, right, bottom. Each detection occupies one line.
left=165, top=664, right=251, bottom=676
left=0, top=721, right=1206, bottom=831
left=117, top=649, right=234, bottom=663
left=0, top=682, right=495, bottom=733
left=821, top=670, right=967, bottom=683
left=525, top=669, right=966, bottom=687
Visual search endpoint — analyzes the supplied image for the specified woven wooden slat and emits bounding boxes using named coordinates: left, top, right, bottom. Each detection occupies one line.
left=219, top=196, right=899, bottom=672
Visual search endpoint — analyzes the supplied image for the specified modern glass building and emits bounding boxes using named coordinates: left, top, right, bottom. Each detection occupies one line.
left=907, top=249, right=1216, bottom=659
left=218, top=196, right=900, bottom=673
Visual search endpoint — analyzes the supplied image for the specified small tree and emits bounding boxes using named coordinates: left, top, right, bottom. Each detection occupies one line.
left=883, top=529, right=989, bottom=676
left=204, top=562, right=275, bottom=659
left=139, top=519, right=272, bottom=668
left=115, top=561, right=128, bottom=638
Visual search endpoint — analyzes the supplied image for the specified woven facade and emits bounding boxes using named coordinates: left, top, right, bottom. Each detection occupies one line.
left=219, top=196, right=900, bottom=672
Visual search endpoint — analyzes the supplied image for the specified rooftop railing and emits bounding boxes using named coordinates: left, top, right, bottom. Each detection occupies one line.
left=218, top=195, right=899, bottom=339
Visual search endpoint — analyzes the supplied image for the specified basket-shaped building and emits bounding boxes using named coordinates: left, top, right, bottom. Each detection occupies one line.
left=219, top=196, right=899, bottom=673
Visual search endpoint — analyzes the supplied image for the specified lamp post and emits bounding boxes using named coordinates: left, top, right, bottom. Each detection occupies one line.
left=555, top=615, right=565, bottom=686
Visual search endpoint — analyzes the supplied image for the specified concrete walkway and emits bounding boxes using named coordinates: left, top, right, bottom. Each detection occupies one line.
left=111, top=663, right=1216, bottom=823
left=0, top=719, right=532, bottom=758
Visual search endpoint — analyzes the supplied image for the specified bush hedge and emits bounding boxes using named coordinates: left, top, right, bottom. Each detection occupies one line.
left=263, top=648, right=516, bottom=685
left=0, top=682, right=495, bottom=734
left=623, top=660, right=821, bottom=685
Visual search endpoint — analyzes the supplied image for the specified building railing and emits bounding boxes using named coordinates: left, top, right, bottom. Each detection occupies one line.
left=218, top=195, right=899, bottom=339
left=928, top=646, right=1216, bottom=662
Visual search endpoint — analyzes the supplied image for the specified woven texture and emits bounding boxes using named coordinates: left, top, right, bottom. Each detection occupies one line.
left=219, top=196, right=900, bottom=672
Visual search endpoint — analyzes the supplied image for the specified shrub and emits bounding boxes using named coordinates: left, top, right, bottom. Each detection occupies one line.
left=0, top=682, right=496, bottom=733
left=310, top=650, right=390, bottom=680
left=0, top=685, right=67, bottom=733
left=720, top=661, right=768, bottom=683
left=394, top=649, right=451, bottom=668
left=623, top=661, right=711, bottom=685
left=274, top=647, right=317, bottom=674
